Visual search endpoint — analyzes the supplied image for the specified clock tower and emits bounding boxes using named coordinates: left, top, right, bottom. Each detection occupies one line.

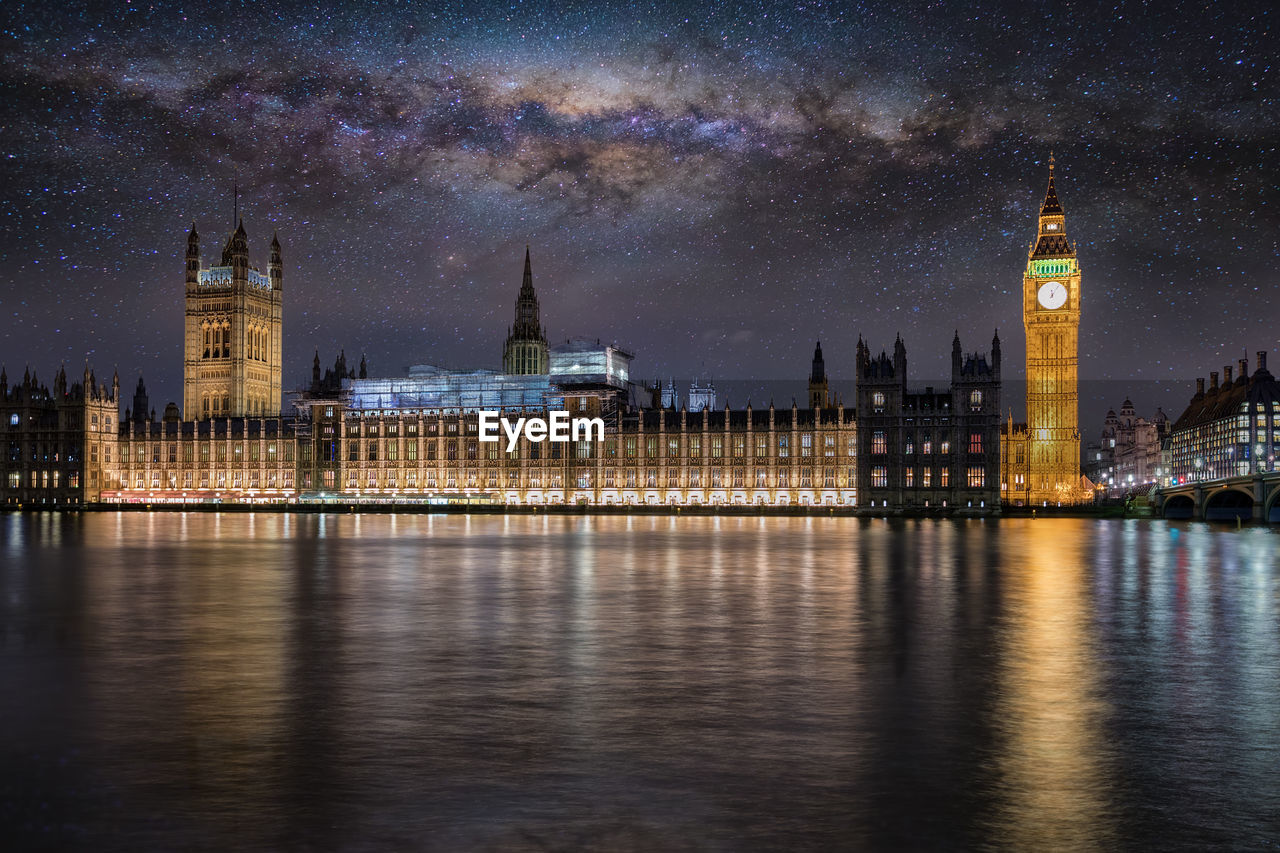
left=1022, top=155, right=1083, bottom=503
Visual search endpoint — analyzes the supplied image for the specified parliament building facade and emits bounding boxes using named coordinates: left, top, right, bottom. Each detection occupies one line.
left=4, top=174, right=1067, bottom=511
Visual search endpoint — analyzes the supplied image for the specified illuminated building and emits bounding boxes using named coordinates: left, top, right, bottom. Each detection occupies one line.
left=1166, top=352, right=1280, bottom=485
left=1001, top=156, right=1092, bottom=505
left=0, top=365, right=119, bottom=506
left=1083, top=400, right=1169, bottom=496
left=855, top=332, right=1002, bottom=509
left=183, top=220, right=284, bottom=419
left=9, top=236, right=1006, bottom=511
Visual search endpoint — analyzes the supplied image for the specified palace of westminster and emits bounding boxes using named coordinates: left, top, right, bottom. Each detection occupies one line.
left=10, top=160, right=1237, bottom=512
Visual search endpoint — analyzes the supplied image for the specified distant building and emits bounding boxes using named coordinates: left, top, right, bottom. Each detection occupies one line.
left=1166, top=352, right=1280, bottom=485
left=688, top=378, right=716, bottom=412
left=1084, top=399, right=1169, bottom=496
left=855, top=332, right=1002, bottom=509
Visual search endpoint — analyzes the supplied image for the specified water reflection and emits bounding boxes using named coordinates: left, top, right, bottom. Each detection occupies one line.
left=991, top=520, right=1116, bottom=850
left=0, top=513, right=1276, bottom=850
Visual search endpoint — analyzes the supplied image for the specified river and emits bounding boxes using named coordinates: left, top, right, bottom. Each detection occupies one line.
left=1, top=513, right=1277, bottom=850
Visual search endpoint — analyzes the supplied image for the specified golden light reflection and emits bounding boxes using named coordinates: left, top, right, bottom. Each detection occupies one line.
left=990, top=519, right=1116, bottom=849
left=82, top=515, right=290, bottom=818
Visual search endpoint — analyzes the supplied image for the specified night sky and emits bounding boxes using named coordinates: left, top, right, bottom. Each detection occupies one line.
left=1, top=1, right=1275, bottom=420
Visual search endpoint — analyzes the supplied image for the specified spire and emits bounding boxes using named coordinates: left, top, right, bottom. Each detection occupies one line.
left=269, top=230, right=283, bottom=290
left=132, top=375, right=149, bottom=425
left=1040, top=152, right=1063, bottom=216
left=503, top=245, right=550, bottom=374
left=808, top=341, right=829, bottom=408
left=1030, top=154, right=1073, bottom=259
left=186, top=223, right=201, bottom=286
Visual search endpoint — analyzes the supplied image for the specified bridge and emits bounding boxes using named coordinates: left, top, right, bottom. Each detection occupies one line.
left=1152, top=472, right=1280, bottom=523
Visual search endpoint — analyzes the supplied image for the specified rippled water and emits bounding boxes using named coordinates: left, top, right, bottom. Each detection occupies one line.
left=2, top=513, right=1278, bottom=850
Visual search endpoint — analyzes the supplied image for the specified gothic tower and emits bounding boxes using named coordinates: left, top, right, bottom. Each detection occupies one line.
left=502, top=247, right=549, bottom=375
left=1023, top=155, right=1082, bottom=502
left=808, top=341, right=830, bottom=409
left=183, top=219, right=284, bottom=419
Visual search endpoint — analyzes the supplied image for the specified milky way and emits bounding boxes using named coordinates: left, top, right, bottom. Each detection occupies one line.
left=1, top=0, right=1275, bottom=418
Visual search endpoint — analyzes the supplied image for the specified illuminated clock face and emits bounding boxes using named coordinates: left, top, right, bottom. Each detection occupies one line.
left=1037, top=280, right=1068, bottom=309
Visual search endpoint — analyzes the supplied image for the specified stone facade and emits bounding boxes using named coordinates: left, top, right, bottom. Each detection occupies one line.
left=1166, top=352, right=1280, bottom=485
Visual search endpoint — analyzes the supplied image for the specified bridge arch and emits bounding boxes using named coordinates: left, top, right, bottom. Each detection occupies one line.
left=1265, top=484, right=1280, bottom=524
left=1162, top=494, right=1195, bottom=520
left=1204, top=487, right=1254, bottom=522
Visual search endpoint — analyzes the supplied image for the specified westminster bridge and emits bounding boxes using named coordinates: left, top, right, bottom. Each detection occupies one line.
left=1152, top=471, right=1280, bottom=523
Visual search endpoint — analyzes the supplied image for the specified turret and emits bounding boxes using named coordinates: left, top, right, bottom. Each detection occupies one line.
left=222, top=218, right=249, bottom=280
left=359, top=354, right=367, bottom=379
left=269, top=231, right=282, bottom=291
left=808, top=341, right=829, bottom=409
left=132, top=375, right=149, bottom=425
left=312, top=350, right=321, bottom=386
left=186, top=223, right=200, bottom=286
left=893, top=334, right=907, bottom=382
left=951, top=331, right=962, bottom=377
left=991, top=329, right=1001, bottom=376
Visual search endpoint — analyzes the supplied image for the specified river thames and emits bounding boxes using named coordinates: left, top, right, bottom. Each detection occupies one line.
left=1, top=513, right=1277, bottom=850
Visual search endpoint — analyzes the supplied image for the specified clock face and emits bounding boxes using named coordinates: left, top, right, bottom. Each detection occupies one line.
left=1037, top=280, right=1068, bottom=309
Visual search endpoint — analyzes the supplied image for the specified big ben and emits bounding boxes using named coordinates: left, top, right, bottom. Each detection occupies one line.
left=1022, top=155, right=1083, bottom=503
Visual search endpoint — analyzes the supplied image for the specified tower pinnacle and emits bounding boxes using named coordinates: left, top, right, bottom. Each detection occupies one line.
left=503, top=246, right=550, bottom=374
